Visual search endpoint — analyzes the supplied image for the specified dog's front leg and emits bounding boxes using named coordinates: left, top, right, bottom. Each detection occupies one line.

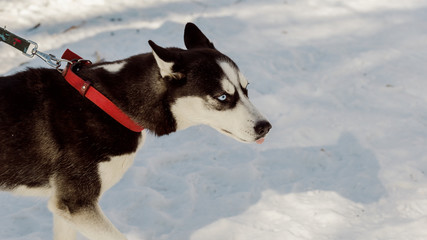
left=53, top=213, right=77, bottom=240
left=69, top=204, right=126, bottom=240
left=50, top=200, right=127, bottom=240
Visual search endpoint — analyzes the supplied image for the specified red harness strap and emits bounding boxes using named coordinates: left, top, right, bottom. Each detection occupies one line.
left=61, top=49, right=144, bottom=132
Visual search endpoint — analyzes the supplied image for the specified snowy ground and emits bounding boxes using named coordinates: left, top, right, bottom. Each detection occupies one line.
left=1, top=0, right=427, bottom=239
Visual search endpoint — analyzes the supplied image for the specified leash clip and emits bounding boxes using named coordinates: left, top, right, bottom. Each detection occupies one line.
left=26, top=40, right=71, bottom=72
left=35, top=50, right=61, bottom=68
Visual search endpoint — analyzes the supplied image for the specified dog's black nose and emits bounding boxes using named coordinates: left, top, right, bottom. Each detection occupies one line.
left=254, top=120, right=272, bottom=136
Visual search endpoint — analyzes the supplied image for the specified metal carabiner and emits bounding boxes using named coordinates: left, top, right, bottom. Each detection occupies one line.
left=24, top=40, right=61, bottom=69
left=34, top=51, right=61, bottom=68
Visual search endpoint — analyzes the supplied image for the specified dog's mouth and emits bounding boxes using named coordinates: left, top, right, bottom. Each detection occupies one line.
left=220, top=129, right=265, bottom=144
left=220, top=129, right=248, bottom=142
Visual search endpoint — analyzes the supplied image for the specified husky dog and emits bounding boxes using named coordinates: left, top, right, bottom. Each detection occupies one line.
left=0, top=23, right=271, bottom=240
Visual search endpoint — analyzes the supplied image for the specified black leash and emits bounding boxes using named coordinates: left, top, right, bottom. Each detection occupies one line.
left=0, top=27, right=32, bottom=56
left=0, top=26, right=70, bottom=70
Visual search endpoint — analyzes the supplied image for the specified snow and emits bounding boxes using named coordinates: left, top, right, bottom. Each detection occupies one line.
left=1, top=0, right=427, bottom=239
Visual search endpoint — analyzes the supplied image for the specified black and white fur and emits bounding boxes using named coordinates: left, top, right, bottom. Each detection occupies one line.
left=0, top=23, right=271, bottom=240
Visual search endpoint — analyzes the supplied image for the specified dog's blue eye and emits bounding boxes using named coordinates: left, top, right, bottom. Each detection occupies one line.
left=217, top=94, right=227, bottom=101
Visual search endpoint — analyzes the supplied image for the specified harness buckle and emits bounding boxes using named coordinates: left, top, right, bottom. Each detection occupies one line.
left=64, top=60, right=93, bottom=96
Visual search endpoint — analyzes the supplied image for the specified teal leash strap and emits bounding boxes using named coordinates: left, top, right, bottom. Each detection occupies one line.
left=0, top=27, right=31, bottom=54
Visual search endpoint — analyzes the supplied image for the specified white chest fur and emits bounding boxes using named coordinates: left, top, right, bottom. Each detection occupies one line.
left=98, top=132, right=146, bottom=195
left=98, top=152, right=136, bottom=195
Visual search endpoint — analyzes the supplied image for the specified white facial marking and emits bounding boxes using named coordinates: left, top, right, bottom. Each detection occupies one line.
left=238, top=71, right=249, bottom=89
left=94, top=62, right=126, bottom=73
left=171, top=96, right=206, bottom=130
left=171, top=95, right=267, bottom=143
left=221, top=79, right=236, bottom=95
left=152, top=51, right=174, bottom=78
left=218, top=61, right=240, bottom=87
left=218, top=60, right=250, bottom=90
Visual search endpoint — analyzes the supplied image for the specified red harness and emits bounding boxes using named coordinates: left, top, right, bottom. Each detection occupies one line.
left=61, top=49, right=144, bottom=133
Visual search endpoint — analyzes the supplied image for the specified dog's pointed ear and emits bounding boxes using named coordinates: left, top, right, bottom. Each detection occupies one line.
left=184, top=22, right=215, bottom=50
left=148, top=40, right=185, bottom=80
